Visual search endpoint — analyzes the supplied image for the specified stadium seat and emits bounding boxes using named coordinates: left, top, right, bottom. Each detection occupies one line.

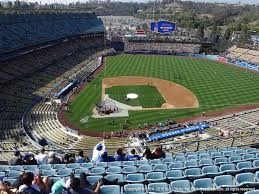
left=253, top=160, right=259, bottom=170
left=235, top=172, right=257, bottom=186
left=38, top=164, right=52, bottom=170
left=0, top=172, right=5, bottom=177
left=87, top=175, right=103, bottom=185
left=126, top=173, right=145, bottom=183
left=8, top=171, right=22, bottom=178
left=202, top=165, right=222, bottom=177
left=170, top=180, right=192, bottom=193
left=136, top=160, right=149, bottom=166
left=81, top=163, right=94, bottom=169
left=187, top=155, right=198, bottom=161
left=169, top=162, right=184, bottom=170
left=10, top=166, right=23, bottom=171
left=211, top=152, right=222, bottom=158
left=150, top=159, right=162, bottom=165
left=89, top=167, right=106, bottom=175
left=229, top=155, right=242, bottom=163
left=222, top=151, right=234, bottom=157
left=106, top=166, right=122, bottom=174
left=244, top=190, right=259, bottom=194
left=184, top=168, right=204, bottom=179
left=228, top=147, right=238, bottom=151
left=100, top=185, right=120, bottom=194
left=56, top=169, right=72, bottom=177
left=74, top=168, right=89, bottom=176
left=109, top=161, right=122, bottom=167
left=246, top=148, right=257, bottom=154
left=49, top=177, right=61, bottom=184
left=96, top=162, right=108, bottom=168
left=0, top=165, right=10, bottom=171
left=123, top=166, right=138, bottom=174
left=138, top=165, right=153, bottom=173
left=185, top=160, right=198, bottom=168
left=154, top=164, right=168, bottom=172
left=199, top=159, right=213, bottom=166
left=256, top=153, right=259, bottom=159
left=237, top=161, right=254, bottom=172
left=124, top=183, right=145, bottom=194
left=66, top=163, right=80, bottom=169
left=148, top=182, right=171, bottom=194
left=243, top=154, right=256, bottom=161
left=42, top=169, right=56, bottom=177
left=52, top=164, right=66, bottom=170
left=175, top=156, right=186, bottom=162
left=4, top=178, right=16, bottom=185
left=214, top=157, right=229, bottom=164
left=255, top=171, right=259, bottom=181
left=214, top=175, right=234, bottom=188
left=106, top=174, right=124, bottom=183
left=199, top=154, right=211, bottom=159
left=165, top=153, right=173, bottom=158
left=24, top=165, right=38, bottom=171
left=123, top=161, right=136, bottom=166
left=219, top=163, right=240, bottom=175
left=166, top=169, right=186, bottom=180
left=235, top=149, right=246, bottom=155
left=193, top=178, right=213, bottom=190
left=163, top=158, right=174, bottom=164
left=146, top=172, right=166, bottom=182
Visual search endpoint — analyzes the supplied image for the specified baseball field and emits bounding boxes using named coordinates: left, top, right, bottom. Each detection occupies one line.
left=64, top=54, right=259, bottom=132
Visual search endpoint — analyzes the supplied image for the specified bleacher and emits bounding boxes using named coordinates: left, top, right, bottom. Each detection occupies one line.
left=1, top=147, right=259, bottom=193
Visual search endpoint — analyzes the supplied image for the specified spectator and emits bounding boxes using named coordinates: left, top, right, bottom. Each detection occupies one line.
left=69, top=177, right=102, bottom=194
left=35, top=148, right=48, bottom=165
left=127, top=149, right=140, bottom=161
left=142, top=148, right=153, bottom=160
left=114, top=147, right=125, bottom=161
left=91, top=141, right=106, bottom=163
left=153, top=147, right=165, bottom=159
left=75, top=150, right=86, bottom=163
left=100, top=151, right=114, bottom=162
left=8, top=150, right=23, bottom=166
left=23, top=153, right=37, bottom=165
left=18, top=172, right=41, bottom=194
left=48, top=152, right=61, bottom=164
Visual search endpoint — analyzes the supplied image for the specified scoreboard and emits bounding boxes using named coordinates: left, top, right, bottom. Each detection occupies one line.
left=151, top=21, right=176, bottom=33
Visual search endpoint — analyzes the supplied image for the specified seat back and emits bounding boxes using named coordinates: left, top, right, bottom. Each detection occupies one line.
left=100, top=185, right=120, bottom=194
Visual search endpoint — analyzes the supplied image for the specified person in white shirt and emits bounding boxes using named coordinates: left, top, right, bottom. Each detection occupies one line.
left=35, top=148, right=48, bottom=165
left=91, top=141, right=106, bottom=163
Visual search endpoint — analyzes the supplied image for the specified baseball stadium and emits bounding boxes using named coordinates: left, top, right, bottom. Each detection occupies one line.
left=0, top=2, right=259, bottom=194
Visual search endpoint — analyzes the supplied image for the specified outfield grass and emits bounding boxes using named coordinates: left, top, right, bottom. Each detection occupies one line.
left=106, top=85, right=165, bottom=108
left=65, top=54, right=259, bottom=132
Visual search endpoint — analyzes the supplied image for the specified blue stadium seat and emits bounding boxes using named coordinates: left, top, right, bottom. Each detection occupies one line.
left=138, top=165, right=153, bottom=173
left=170, top=180, right=192, bottom=193
left=49, top=177, right=61, bottom=183
left=100, top=185, right=120, bottom=194
left=199, top=154, right=211, bottom=159
left=219, top=163, right=240, bottom=175
left=175, top=156, right=186, bottom=162
left=123, top=166, right=138, bottom=174
left=246, top=148, right=257, bottom=154
left=244, top=190, right=259, bottom=194
left=106, top=174, right=124, bottom=183
left=222, top=151, right=234, bottom=157
left=106, top=166, right=122, bottom=174
left=193, top=178, right=213, bottom=190
left=42, top=169, right=56, bottom=177
left=81, top=163, right=94, bottom=169
left=253, top=160, right=259, bottom=170
left=74, top=168, right=89, bottom=176
left=24, top=165, right=38, bottom=171
left=56, top=169, right=72, bottom=177
left=218, top=148, right=228, bottom=152
left=10, top=166, right=23, bottom=171
left=163, top=158, right=174, bottom=164
left=66, top=163, right=80, bottom=169
left=154, top=164, right=168, bottom=172
left=214, top=157, right=229, bottom=165
left=237, top=161, right=254, bottom=172
left=0, top=165, right=10, bottom=171
left=89, top=167, right=106, bottom=175
left=148, top=182, right=170, bottom=194
left=184, top=168, right=204, bottom=179
left=123, top=161, right=136, bottom=166
left=52, top=164, right=66, bottom=170
left=256, top=153, right=259, bottom=159
left=109, top=161, right=122, bottom=167
left=187, top=155, right=198, bottom=161
left=235, top=172, right=257, bottom=186
left=228, top=147, right=238, bottom=151
left=146, top=172, right=166, bottom=182
left=87, top=175, right=103, bottom=185
left=4, top=178, right=16, bottom=185
left=243, top=154, right=256, bottom=161
left=202, top=165, right=222, bottom=177
left=38, top=164, right=52, bottom=170
left=169, top=162, right=184, bottom=170
left=126, top=173, right=145, bottom=183
left=136, top=160, right=149, bottom=166
left=185, top=160, right=198, bottom=168
left=211, top=152, right=222, bottom=158
left=166, top=169, right=186, bottom=180
left=214, top=175, right=234, bottom=188
left=150, top=159, right=162, bottom=165
left=124, top=183, right=145, bottom=194
left=235, top=149, right=246, bottom=155
left=199, top=159, right=213, bottom=166
left=165, top=153, right=173, bottom=158
left=229, top=155, right=242, bottom=163
left=96, top=162, right=108, bottom=168
left=8, top=171, right=22, bottom=178
left=255, top=171, right=259, bottom=181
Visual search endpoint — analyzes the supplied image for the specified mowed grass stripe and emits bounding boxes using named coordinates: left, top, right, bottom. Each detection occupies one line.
left=65, top=54, right=259, bottom=132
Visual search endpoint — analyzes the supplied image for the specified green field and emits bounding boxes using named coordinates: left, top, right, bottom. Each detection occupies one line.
left=65, top=54, right=259, bottom=132
left=106, top=85, right=166, bottom=108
